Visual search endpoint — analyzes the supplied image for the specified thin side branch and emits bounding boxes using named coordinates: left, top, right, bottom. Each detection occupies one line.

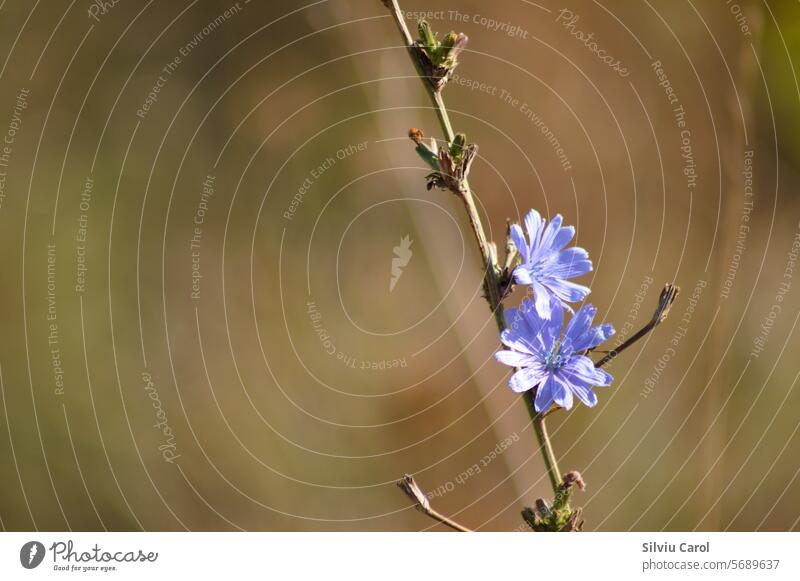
left=595, top=283, right=680, bottom=368
left=397, top=475, right=472, bottom=532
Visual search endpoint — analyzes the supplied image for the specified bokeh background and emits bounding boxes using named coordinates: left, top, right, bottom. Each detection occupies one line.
left=1, top=0, right=799, bottom=532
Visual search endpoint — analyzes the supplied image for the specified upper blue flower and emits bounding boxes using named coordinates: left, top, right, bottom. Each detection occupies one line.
left=510, top=209, right=592, bottom=319
left=495, top=298, right=615, bottom=412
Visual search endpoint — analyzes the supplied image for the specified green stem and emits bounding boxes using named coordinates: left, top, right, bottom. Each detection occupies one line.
left=385, top=0, right=561, bottom=496
left=526, top=393, right=562, bottom=492
left=432, top=91, right=456, bottom=141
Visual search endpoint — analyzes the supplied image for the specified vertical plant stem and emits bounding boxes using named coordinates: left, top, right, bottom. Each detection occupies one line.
left=432, top=91, right=457, bottom=142
left=526, top=393, right=562, bottom=492
left=384, top=0, right=561, bottom=496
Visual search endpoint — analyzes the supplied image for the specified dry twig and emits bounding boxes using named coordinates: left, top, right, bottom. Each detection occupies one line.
left=397, top=475, right=472, bottom=532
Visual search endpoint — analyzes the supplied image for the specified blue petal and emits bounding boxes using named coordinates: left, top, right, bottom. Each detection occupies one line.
left=550, top=373, right=574, bottom=410
left=572, top=322, right=615, bottom=352
left=543, top=278, right=591, bottom=304
left=538, top=298, right=564, bottom=349
left=499, top=328, right=538, bottom=355
left=552, top=296, right=575, bottom=315
left=532, top=281, right=555, bottom=319
left=548, top=247, right=592, bottom=279
left=551, top=224, right=575, bottom=251
left=562, top=375, right=598, bottom=407
left=563, top=304, right=597, bottom=348
left=513, top=265, right=534, bottom=285
left=495, top=349, right=536, bottom=367
left=509, top=366, right=548, bottom=393
left=564, top=355, right=613, bottom=386
left=524, top=209, right=544, bottom=250
left=538, top=213, right=564, bottom=253
left=502, top=305, right=551, bottom=355
left=516, top=300, right=551, bottom=352
left=509, top=223, right=529, bottom=264
left=534, top=373, right=557, bottom=412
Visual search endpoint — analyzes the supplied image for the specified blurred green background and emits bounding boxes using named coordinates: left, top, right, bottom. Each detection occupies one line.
left=1, top=0, right=800, bottom=531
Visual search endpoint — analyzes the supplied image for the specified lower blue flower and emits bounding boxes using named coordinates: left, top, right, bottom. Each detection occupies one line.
left=495, top=298, right=615, bottom=412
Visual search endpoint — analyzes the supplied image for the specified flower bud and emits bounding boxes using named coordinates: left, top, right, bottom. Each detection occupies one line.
left=412, top=20, right=469, bottom=92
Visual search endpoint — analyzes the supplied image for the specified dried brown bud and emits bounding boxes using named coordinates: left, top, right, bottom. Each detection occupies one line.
left=654, top=283, right=680, bottom=325
left=426, top=136, right=477, bottom=194
left=562, top=471, right=586, bottom=492
left=397, top=474, right=431, bottom=512
left=408, top=128, right=425, bottom=145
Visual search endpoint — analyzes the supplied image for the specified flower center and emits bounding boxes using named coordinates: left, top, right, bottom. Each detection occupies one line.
left=543, top=342, right=570, bottom=372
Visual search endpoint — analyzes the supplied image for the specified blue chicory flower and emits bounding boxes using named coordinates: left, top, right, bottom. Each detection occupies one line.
left=495, top=298, right=615, bottom=412
left=510, top=209, right=592, bottom=319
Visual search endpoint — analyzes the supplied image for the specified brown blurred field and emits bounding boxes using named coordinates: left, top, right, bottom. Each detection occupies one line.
left=1, top=0, right=800, bottom=531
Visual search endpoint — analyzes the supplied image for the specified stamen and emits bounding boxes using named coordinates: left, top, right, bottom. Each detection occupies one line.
left=543, top=341, right=570, bottom=372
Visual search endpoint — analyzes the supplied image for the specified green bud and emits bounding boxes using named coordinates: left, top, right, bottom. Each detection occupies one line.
left=449, top=133, right=468, bottom=160
left=440, top=32, right=467, bottom=67
left=418, top=20, right=437, bottom=50
left=440, top=31, right=458, bottom=51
